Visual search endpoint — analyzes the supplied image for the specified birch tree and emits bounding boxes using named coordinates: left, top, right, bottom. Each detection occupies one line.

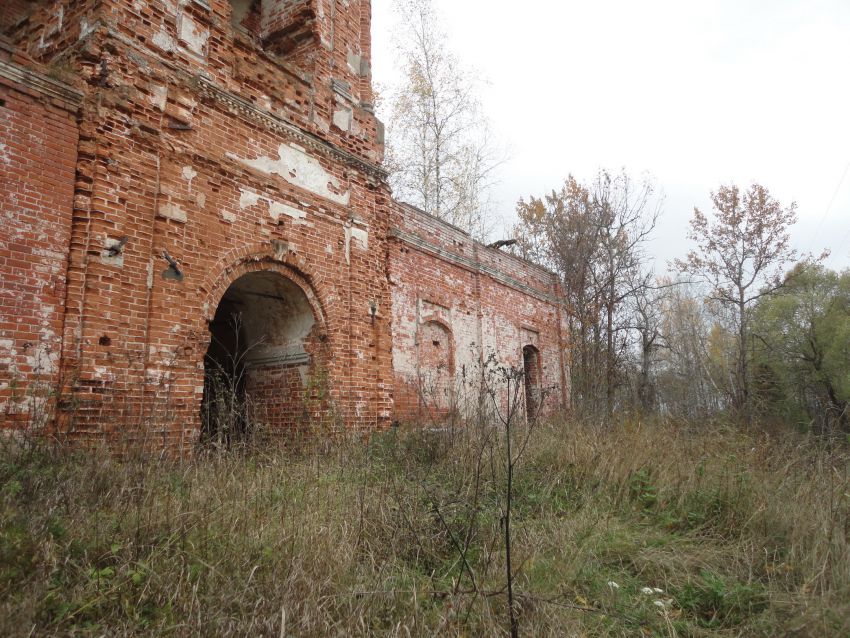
left=384, top=0, right=501, bottom=238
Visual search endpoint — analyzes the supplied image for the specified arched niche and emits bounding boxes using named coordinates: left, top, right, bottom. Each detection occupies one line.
left=417, top=319, right=455, bottom=412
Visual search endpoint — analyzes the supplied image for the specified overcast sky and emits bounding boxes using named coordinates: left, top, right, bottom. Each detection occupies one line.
left=371, top=0, right=850, bottom=272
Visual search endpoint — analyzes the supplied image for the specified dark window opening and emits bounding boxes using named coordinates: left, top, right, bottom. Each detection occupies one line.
left=523, top=345, right=541, bottom=419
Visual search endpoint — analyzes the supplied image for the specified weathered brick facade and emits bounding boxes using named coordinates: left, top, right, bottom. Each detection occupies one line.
left=388, top=203, right=570, bottom=421
left=1, top=0, right=568, bottom=449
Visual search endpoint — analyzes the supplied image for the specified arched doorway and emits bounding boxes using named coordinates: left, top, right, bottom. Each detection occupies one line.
left=202, top=270, right=320, bottom=444
left=523, top=345, right=541, bottom=419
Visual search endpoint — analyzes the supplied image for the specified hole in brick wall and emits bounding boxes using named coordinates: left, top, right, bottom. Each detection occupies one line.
left=202, top=270, right=318, bottom=445
left=432, top=340, right=440, bottom=347
left=0, top=98, right=6, bottom=108
left=99, top=335, right=112, bottom=346
left=231, top=0, right=261, bottom=34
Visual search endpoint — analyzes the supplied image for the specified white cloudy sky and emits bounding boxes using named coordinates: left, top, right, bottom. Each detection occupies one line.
left=371, top=0, right=850, bottom=272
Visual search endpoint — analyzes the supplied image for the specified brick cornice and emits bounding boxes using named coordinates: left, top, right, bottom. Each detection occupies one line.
left=192, top=76, right=388, bottom=182
left=83, top=24, right=387, bottom=184
left=0, top=59, right=83, bottom=108
left=389, top=227, right=563, bottom=306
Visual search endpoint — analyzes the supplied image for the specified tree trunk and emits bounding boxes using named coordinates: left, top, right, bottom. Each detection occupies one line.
left=737, top=292, right=750, bottom=427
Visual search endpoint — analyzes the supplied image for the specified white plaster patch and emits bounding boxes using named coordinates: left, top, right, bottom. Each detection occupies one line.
left=99, top=237, right=126, bottom=267
left=158, top=201, right=187, bottom=223
left=182, top=165, right=197, bottom=190
left=194, top=192, right=206, bottom=208
left=39, top=5, right=63, bottom=48
left=344, top=224, right=369, bottom=265
left=0, top=143, right=9, bottom=166
left=239, top=189, right=261, bottom=209
left=333, top=108, right=352, bottom=132
left=152, top=28, right=177, bottom=52
left=221, top=211, right=236, bottom=223
left=239, top=189, right=308, bottom=224
left=269, top=201, right=307, bottom=223
left=351, top=226, right=368, bottom=250
left=227, top=144, right=350, bottom=205
left=79, top=17, right=97, bottom=40
left=177, top=12, right=209, bottom=57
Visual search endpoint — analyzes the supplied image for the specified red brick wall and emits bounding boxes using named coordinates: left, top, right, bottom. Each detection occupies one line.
left=388, top=203, right=569, bottom=423
left=0, top=59, right=80, bottom=428
left=0, top=1, right=568, bottom=449
left=0, top=0, right=392, bottom=449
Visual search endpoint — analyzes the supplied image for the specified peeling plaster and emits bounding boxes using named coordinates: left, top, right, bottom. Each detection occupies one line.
left=333, top=108, right=352, bottom=132
left=182, top=165, right=197, bottom=190
left=227, top=144, right=350, bottom=205
left=177, top=12, right=209, bottom=57
left=269, top=201, right=307, bottom=223
left=239, top=188, right=308, bottom=224
left=239, top=189, right=261, bottom=209
left=99, top=237, right=126, bottom=267
left=344, top=223, right=369, bottom=265
left=39, top=6, right=63, bottom=48
left=158, top=201, right=187, bottom=223
left=79, top=17, right=97, bottom=40
left=149, top=84, right=167, bottom=110
left=152, top=29, right=177, bottom=53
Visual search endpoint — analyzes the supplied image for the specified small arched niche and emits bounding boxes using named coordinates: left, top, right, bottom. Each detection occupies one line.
left=522, top=345, right=542, bottom=419
left=202, top=270, right=320, bottom=444
left=417, top=320, right=454, bottom=412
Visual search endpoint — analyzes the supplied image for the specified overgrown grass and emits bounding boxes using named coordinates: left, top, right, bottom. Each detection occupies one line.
left=1, top=417, right=848, bottom=636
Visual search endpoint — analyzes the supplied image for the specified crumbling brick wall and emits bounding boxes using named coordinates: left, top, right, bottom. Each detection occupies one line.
left=388, top=203, right=570, bottom=422
left=0, top=39, right=82, bottom=429
left=2, top=0, right=392, bottom=449
left=0, top=1, right=568, bottom=449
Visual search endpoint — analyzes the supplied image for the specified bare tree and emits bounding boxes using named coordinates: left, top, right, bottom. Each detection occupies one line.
left=675, top=183, right=799, bottom=424
left=514, top=170, right=660, bottom=416
left=384, top=0, right=502, bottom=238
left=590, top=172, right=661, bottom=415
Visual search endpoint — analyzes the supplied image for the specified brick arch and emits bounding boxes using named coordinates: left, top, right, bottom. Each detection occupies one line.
left=198, top=248, right=328, bottom=343
left=197, top=251, right=335, bottom=440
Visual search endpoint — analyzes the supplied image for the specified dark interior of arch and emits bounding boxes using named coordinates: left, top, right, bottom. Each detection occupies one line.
left=523, top=345, right=541, bottom=419
left=202, top=270, right=317, bottom=444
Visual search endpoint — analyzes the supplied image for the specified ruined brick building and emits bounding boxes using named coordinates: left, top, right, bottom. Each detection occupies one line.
left=0, top=0, right=568, bottom=448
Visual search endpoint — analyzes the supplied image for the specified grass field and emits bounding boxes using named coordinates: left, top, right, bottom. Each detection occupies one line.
left=1, top=417, right=848, bottom=636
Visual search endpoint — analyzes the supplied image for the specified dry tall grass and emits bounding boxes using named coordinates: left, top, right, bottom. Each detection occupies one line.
left=1, top=417, right=848, bottom=636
